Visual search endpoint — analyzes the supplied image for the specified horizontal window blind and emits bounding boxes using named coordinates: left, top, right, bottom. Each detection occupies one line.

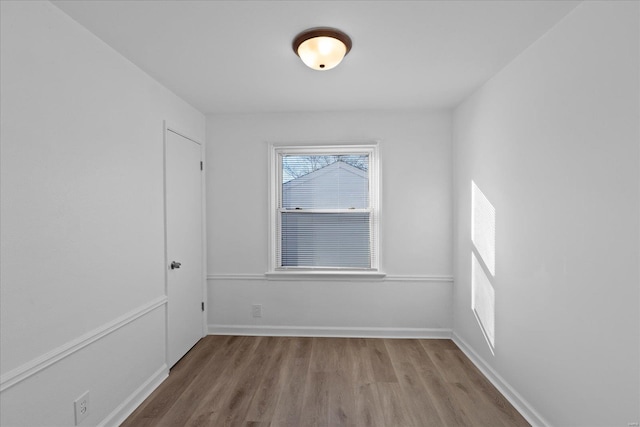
left=278, top=154, right=372, bottom=269
left=281, top=212, right=370, bottom=268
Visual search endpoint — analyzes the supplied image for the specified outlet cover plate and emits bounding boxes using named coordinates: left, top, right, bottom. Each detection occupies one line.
left=252, top=304, right=262, bottom=318
left=74, top=391, right=90, bottom=425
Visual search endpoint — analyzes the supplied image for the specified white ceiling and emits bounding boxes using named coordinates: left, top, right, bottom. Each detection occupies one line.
left=53, top=0, right=580, bottom=114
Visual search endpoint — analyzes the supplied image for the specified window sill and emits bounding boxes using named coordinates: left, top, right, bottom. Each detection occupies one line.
left=265, top=270, right=387, bottom=281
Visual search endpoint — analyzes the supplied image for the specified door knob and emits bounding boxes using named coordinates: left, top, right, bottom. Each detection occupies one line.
left=170, top=261, right=182, bottom=270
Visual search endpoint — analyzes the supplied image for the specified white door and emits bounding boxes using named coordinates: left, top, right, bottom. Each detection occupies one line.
left=166, top=128, right=203, bottom=368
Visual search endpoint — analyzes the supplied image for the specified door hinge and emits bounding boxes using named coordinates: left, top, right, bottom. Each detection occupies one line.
left=201, top=301, right=205, bottom=312
left=200, top=161, right=203, bottom=170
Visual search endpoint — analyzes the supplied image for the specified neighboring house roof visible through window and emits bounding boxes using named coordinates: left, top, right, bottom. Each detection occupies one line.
left=283, top=161, right=369, bottom=210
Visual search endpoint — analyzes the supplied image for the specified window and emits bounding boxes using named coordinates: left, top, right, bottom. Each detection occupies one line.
left=268, top=143, right=380, bottom=275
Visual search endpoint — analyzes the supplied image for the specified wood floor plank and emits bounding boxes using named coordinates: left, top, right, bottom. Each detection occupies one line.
left=196, top=337, right=274, bottom=426
left=299, top=371, right=330, bottom=427
left=123, top=336, right=530, bottom=427
left=270, top=339, right=313, bottom=427
left=385, top=339, right=445, bottom=427
left=345, top=338, right=376, bottom=386
left=308, top=337, right=340, bottom=373
left=244, top=337, right=292, bottom=422
left=365, top=338, right=397, bottom=383
left=375, top=382, right=416, bottom=427
left=421, top=342, right=470, bottom=384
left=326, top=371, right=355, bottom=426
left=416, top=361, right=473, bottom=424
left=163, top=335, right=262, bottom=427
left=353, top=383, right=386, bottom=427
left=420, top=338, right=460, bottom=351
left=401, top=340, right=474, bottom=427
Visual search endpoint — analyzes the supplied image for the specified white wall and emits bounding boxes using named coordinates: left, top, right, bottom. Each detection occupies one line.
left=206, top=110, right=453, bottom=336
left=0, top=1, right=205, bottom=425
left=452, top=2, right=639, bottom=426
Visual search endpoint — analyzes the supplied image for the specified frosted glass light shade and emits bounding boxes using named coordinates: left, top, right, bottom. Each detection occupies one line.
left=297, top=36, right=347, bottom=70
left=293, top=28, right=352, bottom=71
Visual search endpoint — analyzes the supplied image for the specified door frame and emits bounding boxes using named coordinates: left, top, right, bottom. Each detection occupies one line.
left=163, top=120, right=207, bottom=367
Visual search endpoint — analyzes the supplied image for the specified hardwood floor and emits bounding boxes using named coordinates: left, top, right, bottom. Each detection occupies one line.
left=122, top=336, right=529, bottom=426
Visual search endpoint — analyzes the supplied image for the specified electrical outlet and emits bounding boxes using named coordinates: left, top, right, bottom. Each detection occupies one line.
left=252, top=304, right=262, bottom=318
left=74, top=391, right=90, bottom=425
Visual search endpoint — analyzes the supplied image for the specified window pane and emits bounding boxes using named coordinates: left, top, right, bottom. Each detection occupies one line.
left=281, top=212, right=370, bottom=268
left=282, top=155, right=369, bottom=209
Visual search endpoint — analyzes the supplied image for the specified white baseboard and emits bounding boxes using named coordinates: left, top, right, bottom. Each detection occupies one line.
left=208, top=324, right=452, bottom=339
left=452, top=332, right=550, bottom=427
left=98, top=364, right=169, bottom=427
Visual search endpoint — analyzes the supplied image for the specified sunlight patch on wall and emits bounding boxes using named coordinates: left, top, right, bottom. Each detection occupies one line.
left=472, top=252, right=495, bottom=351
left=471, top=180, right=496, bottom=352
left=471, top=181, right=496, bottom=276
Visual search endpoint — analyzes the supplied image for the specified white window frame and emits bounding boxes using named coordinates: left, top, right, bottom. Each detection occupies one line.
left=267, top=142, right=383, bottom=279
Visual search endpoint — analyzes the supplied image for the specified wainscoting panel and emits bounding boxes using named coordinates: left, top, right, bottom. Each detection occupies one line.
left=0, top=299, right=167, bottom=427
left=207, top=275, right=453, bottom=338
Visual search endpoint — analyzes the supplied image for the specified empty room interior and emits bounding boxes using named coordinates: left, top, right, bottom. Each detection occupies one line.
left=1, top=1, right=639, bottom=426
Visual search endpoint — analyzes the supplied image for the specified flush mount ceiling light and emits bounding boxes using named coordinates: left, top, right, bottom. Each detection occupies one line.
left=292, top=27, right=352, bottom=71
